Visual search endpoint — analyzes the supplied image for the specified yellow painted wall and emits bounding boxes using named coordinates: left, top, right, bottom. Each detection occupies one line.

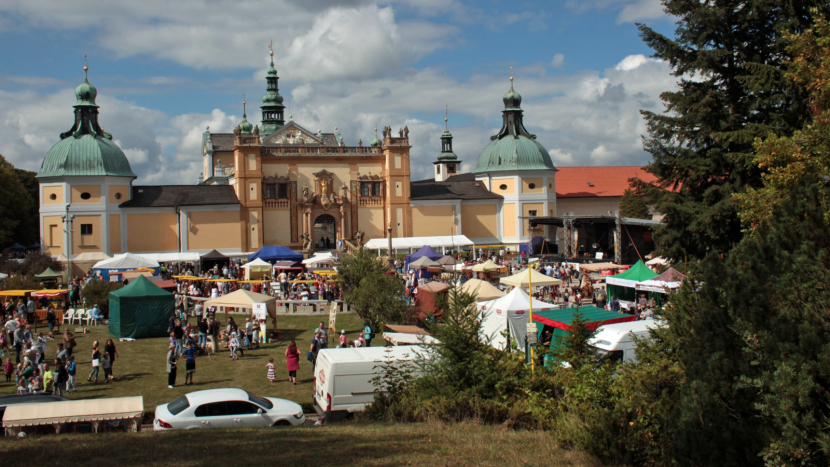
left=412, top=205, right=454, bottom=237
left=503, top=203, right=516, bottom=237
left=461, top=204, right=498, bottom=238
left=522, top=203, right=544, bottom=236
left=71, top=185, right=101, bottom=204
left=109, top=214, right=122, bottom=254
left=73, top=215, right=102, bottom=252
left=522, top=178, right=544, bottom=194
left=109, top=185, right=130, bottom=204
left=492, top=178, right=515, bottom=195
left=249, top=210, right=260, bottom=250
left=263, top=210, right=293, bottom=246
left=43, top=216, right=63, bottom=255
left=358, top=207, right=384, bottom=240
left=42, top=186, right=63, bottom=205
left=187, top=210, right=243, bottom=250
left=261, top=163, right=290, bottom=178
left=127, top=213, right=177, bottom=252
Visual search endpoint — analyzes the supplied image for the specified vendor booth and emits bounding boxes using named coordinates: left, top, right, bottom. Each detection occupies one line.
left=404, top=245, right=443, bottom=269
left=605, top=260, right=658, bottom=302
left=92, top=254, right=160, bottom=282
left=500, top=267, right=562, bottom=289
left=2, top=396, right=144, bottom=436
left=201, top=249, right=229, bottom=272
left=302, top=252, right=335, bottom=267
left=108, top=275, right=174, bottom=339
left=204, top=289, right=277, bottom=331
left=479, top=287, right=556, bottom=351
left=242, top=258, right=272, bottom=280
left=532, top=306, right=637, bottom=356
left=34, top=267, right=63, bottom=284
left=416, top=281, right=450, bottom=320
left=248, top=246, right=303, bottom=264
left=409, top=256, right=440, bottom=269
left=456, top=278, right=505, bottom=302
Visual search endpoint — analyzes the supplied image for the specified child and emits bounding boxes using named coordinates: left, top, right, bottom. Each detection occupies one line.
left=228, top=332, right=239, bottom=361
left=43, top=363, right=54, bottom=394
left=339, top=330, right=347, bottom=348
left=266, top=357, right=276, bottom=383
left=17, top=377, right=26, bottom=394
left=3, top=358, right=12, bottom=382
left=66, top=356, right=77, bottom=392
left=101, top=353, right=112, bottom=382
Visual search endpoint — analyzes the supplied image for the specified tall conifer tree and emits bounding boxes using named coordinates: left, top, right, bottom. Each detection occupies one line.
left=636, top=0, right=826, bottom=260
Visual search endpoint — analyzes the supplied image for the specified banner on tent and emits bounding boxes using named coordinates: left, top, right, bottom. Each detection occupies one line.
left=253, top=303, right=267, bottom=321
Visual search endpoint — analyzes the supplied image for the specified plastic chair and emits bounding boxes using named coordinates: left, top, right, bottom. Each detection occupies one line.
left=74, top=309, right=85, bottom=325
left=64, top=308, right=75, bottom=324
left=85, top=310, right=98, bottom=326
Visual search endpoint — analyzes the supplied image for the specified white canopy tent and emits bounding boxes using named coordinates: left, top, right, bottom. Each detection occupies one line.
left=302, top=252, right=335, bottom=265
left=92, top=253, right=160, bottom=270
left=241, top=258, right=271, bottom=280
left=382, top=332, right=439, bottom=346
left=478, top=287, right=556, bottom=351
left=364, top=235, right=474, bottom=250
left=636, top=279, right=683, bottom=293
left=135, top=252, right=201, bottom=263
left=646, top=257, right=669, bottom=266
left=408, top=256, right=440, bottom=269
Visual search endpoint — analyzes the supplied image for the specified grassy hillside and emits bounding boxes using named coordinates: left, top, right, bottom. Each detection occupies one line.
left=0, top=421, right=602, bottom=467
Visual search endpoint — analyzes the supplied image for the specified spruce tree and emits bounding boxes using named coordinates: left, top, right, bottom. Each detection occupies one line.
left=636, top=0, right=827, bottom=261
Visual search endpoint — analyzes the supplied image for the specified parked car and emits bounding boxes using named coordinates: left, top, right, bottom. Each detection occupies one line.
left=0, top=394, right=68, bottom=436
left=153, top=388, right=304, bottom=430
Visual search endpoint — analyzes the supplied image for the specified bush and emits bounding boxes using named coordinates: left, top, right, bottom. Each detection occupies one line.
left=80, top=279, right=123, bottom=316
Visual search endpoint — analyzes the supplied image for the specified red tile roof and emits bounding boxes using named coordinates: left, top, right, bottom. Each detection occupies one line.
left=555, top=166, right=655, bottom=198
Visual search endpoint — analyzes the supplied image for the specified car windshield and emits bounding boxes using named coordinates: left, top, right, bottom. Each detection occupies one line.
left=167, top=396, right=190, bottom=415
left=246, top=392, right=273, bottom=409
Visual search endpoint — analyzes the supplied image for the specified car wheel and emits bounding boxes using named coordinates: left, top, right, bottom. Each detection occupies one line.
left=273, top=420, right=291, bottom=427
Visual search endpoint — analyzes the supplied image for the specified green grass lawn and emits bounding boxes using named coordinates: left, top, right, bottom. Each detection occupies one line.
left=0, top=421, right=602, bottom=467
left=0, top=313, right=365, bottom=412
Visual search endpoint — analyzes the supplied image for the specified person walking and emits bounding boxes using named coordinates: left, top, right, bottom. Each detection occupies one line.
left=316, top=322, right=328, bottom=349
left=363, top=322, right=373, bottom=347
left=197, top=318, right=208, bottom=351
left=54, top=358, right=67, bottom=396
left=285, top=340, right=299, bottom=385
left=166, top=345, right=177, bottom=388
left=66, top=356, right=77, bottom=392
left=63, top=330, right=76, bottom=357
left=104, top=339, right=119, bottom=379
left=266, top=357, right=276, bottom=383
left=182, top=342, right=196, bottom=385
left=88, top=341, right=101, bottom=383
left=309, top=332, right=323, bottom=373
left=210, top=317, right=221, bottom=354
left=228, top=332, right=240, bottom=361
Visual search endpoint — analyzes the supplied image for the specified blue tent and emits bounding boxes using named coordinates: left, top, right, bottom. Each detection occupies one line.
left=248, top=245, right=303, bottom=264
left=404, top=245, right=443, bottom=269
left=6, top=243, right=25, bottom=252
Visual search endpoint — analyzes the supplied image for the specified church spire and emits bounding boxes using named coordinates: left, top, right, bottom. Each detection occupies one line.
left=260, top=41, right=285, bottom=135
left=60, top=58, right=112, bottom=140
left=434, top=105, right=459, bottom=182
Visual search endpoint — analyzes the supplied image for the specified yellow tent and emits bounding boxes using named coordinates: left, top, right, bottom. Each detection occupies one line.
left=457, top=279, right=505, bottom=302
left=471, top=260, right=503, bottom=272
left=499, top=268, right=562, bottom=288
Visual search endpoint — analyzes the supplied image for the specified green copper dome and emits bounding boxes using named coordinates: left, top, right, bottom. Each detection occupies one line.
left=260, top=52, right=286, bottom=134
left=37, top=69, right=136, bottom=179
left=473, top=81, right=555, bottom=174
left=238, top=118, right=253, bottom=134
left=437, top=129, right=458, bottom=161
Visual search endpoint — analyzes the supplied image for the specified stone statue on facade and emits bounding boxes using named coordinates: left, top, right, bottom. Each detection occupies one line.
left=403, top=126, right=409, bottom=138
left=398, top=128, right=403, bottom=138
left=355, top=230, right=365, bottom=249
left=341, top=183, right=349, bottom=201
left=302, top=183, right=309, bottom=201
left=301, top=233, right=314, bottom=256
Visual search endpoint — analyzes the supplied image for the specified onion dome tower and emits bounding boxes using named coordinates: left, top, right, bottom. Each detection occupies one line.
left=370, top=125, right=381, bottom=147
left=472, top=74, right=555, bottom=174
left=38, top=63, right=136, bottom=179
left=434, top=106, right=459, bottom=182
left=237, top=97, right=253, bottom=135
left=260, top=42, right=285, bottom=135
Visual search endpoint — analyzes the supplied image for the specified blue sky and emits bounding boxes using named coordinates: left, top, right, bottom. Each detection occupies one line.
left=0, top=0, right=677, bottom=183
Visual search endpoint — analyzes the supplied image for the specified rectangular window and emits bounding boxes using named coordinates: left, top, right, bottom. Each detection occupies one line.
left=372, top=182, right=381, bottom=197
left=360, top=183, right=370, bottom=197
left=80, top=224, right=93, bottom=236
left=265, top=184, right=276, bottom=199
left=528, top=210, right=537, bottom=217
left=277, top=183, right=288, bottom=199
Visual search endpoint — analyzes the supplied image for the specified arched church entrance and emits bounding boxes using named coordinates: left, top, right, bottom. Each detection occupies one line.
left=314, top=214, right=336, bottom=250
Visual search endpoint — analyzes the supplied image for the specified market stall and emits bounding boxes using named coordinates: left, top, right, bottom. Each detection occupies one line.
left=92, top=253, right=160, bottom=282
left=204, top=289, right=277, bottom=331
left=241, top=258, right=272, bottom=280
left=456, top=278, right=505, bottom=302
left=248, top=245, right=303, bottom=264
left=532, top=306, right=636, bottom=359
left=415, top=281, right=450, bottom=320
left=605, top=260, right=658, bottom=302
left=404, top=245, right=443, bottom=269
left=479, top=287, right=555, bottom=351
left=109, top=275, right=175, bottom=339
left=200, top=249, right=230, bottom=272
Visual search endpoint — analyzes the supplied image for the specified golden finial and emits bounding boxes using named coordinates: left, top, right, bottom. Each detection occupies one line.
left=243, top=93, right=247, bottom=117
left=83, top=54, right=89, bottom=79
left=269, top=40, right=274, bottom=57
left=445, top=104, right=448, bottom=128
left=509, top=66, right=513, bottom=88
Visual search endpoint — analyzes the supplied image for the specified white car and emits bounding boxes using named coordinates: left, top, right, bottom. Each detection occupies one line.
left=154, top=388, right=305, bottom=430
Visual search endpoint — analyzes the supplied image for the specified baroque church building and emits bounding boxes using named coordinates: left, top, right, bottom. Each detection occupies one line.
left=38, top=54, right=561, bottom=260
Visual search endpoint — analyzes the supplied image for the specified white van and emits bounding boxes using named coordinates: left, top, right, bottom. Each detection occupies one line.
left=589, top=320, right=664, bottom=363
left=313, top=345, right=427, bottom=421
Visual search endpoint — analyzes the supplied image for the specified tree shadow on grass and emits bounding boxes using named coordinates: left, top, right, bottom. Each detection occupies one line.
left=113, top=373, right=150, bottom=382
left=279, top=329, right=307, bottom=342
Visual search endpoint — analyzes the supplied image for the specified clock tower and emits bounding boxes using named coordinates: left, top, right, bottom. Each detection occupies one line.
left=434, top=111, right=459, bottom=182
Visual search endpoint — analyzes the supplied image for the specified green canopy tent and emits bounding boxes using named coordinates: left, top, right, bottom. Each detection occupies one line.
left=34, top=267, right=63, bottom=281
left=108, top=275, right=174, bottom=339
left=604, top=260, right=658, bottom=302
left=532, top=306, right=637, bottom=366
